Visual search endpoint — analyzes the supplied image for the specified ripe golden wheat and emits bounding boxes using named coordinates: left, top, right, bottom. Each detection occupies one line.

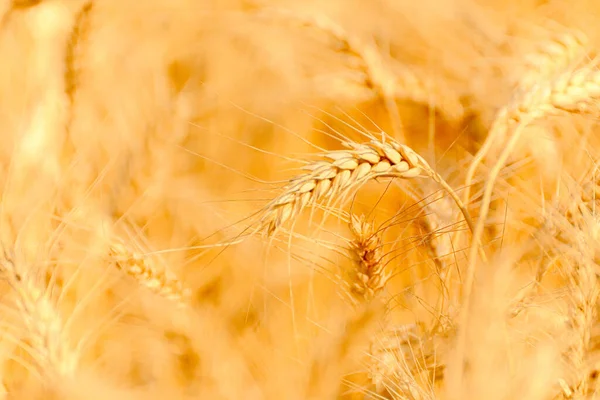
left=3, top=1, right=600, bottom=399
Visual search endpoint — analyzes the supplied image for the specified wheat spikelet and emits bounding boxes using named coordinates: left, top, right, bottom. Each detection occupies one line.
left=342, top=215, right=446, bottom=398
left=512, top=61, right=600, bottom=118
left=343, top=214, right=389, bottom=305
left=463, top=34, right=596, bottom=209
left=108, top=241, right=191, bottom=307
left=341, top=214, right=430, bottom=396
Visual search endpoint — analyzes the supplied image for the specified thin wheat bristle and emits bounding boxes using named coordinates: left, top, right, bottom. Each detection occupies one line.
left=108, top=242, right=191, bottom=307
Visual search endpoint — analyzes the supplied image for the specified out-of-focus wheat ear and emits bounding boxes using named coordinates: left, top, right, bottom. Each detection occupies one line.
left=558, top=198, right=600, bottom=398
left=566, top=258, right=599, bottom=398
left=108, top=240, right=191, bottom=308
left=0, top=248, right=77, bottom=379
left=255, top=7, right=464, bottom=128
left=463, top=31, right=593, bottom=209
left=459, top=58, right=600, bottom=340
left=368, top=324, right=437, bottom=399
left=342, top=214, right=389, bottom=306
left=514, top=29, right=589, bottom=92
left=64, top=1, right=93, bottom=101
left=64, top=1, right=93, bottom=129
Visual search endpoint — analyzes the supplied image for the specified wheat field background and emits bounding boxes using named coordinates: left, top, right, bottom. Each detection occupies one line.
left=1, top=0, right=600, bottom=399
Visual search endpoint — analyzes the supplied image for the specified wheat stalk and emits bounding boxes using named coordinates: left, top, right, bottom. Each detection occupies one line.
left=260, top=136, right=475, bottom=242
left=108, top=241, right=191, bottom=308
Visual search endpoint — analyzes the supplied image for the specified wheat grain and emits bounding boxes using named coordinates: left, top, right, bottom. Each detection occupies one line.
left=458, top=60, right=600, bottom=369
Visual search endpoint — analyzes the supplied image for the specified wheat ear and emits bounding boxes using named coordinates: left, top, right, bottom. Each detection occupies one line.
left=343, top=214, right=389, bottom=305
left=516, top=29, right=589, bottom=92
left=257, top=7, right=463, bottom=130
left=0, top=248, right=77, bottom=378
left=463, top=37, right=594, bottom=208
left=343, top=214, right=445, bottom=398
left=457, top=58, right=600, bottom=390
left=463, top=58, right=600, bottom=279
left=462, top=56, right=600, bottom=299
left=554, top=181, right=600, bottom=397
left=260, top=137, right=475, bottom=240
left=108, top=241, right=191, bottom=308
left=368, top=324, right=440, bottom=399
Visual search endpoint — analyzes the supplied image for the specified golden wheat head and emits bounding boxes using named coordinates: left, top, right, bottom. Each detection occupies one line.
left=260, top=137, right=431, bottom=235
